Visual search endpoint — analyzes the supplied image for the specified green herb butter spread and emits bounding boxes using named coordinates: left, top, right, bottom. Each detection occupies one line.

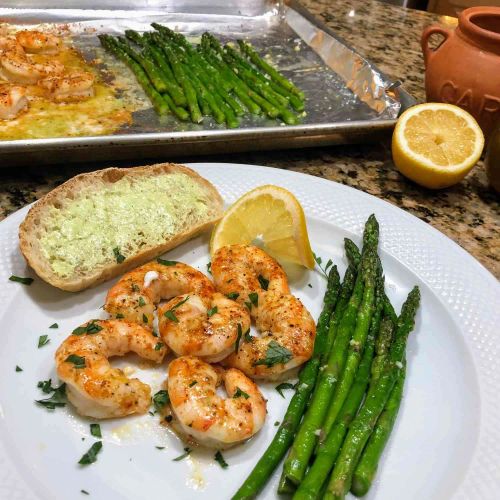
left=39, top=173, right=210, bottom=277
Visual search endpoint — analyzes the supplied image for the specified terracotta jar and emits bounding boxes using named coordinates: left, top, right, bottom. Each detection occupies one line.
left=422, top=7, right=500, bottom=137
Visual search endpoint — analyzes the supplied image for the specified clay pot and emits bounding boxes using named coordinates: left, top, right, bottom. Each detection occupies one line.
left=422, top=7, right=500, bottom=137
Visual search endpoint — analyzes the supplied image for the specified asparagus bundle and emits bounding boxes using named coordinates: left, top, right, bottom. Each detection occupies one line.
left=99, top=26, right=304, bottom=127
left=233, top=215, right=420, bottom=499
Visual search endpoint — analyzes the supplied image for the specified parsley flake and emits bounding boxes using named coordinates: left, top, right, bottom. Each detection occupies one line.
left=248, top=292, right=259, bottom=307
left=164, top=295, right=190, bottom=323
left=313, top=252, right=333, bottom=279
left=189, top=380, right=198, bottom=387
left=116, top=313, right=124, bottom=319
left=37, top=379, right=54, bottom=393
left=173, top=447, right=191, bottom=461
left=307, top=283, right=312, bottom=288
left=206, top=262, right=212, bottom=275
left=142, top=314, right=148, bottom=324
left=38, top=335, right=50, bottom=348
left=15, top=365, right=23, bottom=372
left=154, top=342, right=164, bottom=351
left=226, top=292, right=239, bottom=300
left=81, top=490, right=89, bottom=495
left=153, top=389, right=170, bottom=411
left=235, top=323, right=242, bottom=352
left=233, top=387, right=250, bottom=399
left=35, top=382, right=66, bottom=409
left=90, top=423, right=102, bottom=438
left=138, top=296, right=146, bottom=307
left=78, top=441, right=102, bottom=466
left=207, top=306, right=218, bottom=317
left=49, top=323, right=59, bottom=329
left=244, top=329, right=253, bottom=342
left=156, top=446, right=165, bottom=450
left=113, top=247, right=125, bottom=264
left=214, top=450, right=228, bottom=468
left=253, top=341, right=292, bottom=367
left=72, top=321, right=102, bottom=336
left=9, top=275, right=33, bottom=285
left=275, top=382, right=295, bottom=398
left=131, top=284, right=140, bottom=293
left=65, top=354, right=86, bottom=369
left=258, top=275, right=269, bottom=290
left=157, top=258, right=177, bottom=266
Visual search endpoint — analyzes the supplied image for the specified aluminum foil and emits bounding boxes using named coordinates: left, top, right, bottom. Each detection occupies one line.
left=0, top=1, right=414, bottom=164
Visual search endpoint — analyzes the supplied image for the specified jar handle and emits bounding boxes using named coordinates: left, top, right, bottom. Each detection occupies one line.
left=421, top=25, right=451, bottom=66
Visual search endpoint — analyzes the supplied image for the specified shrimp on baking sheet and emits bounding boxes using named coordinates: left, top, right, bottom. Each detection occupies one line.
left=0, top=51, right=63, bottom=84
left=106, top=260, right=250, bottom=362
left=211, top=244, right=290, bottom=318
left=55, top=319, right=167, bottom=419
left=0, top=83, right=28, bottom=120
left=15, top=30, right=62, bottom=55
left=38, top=71, right=95, bottom=102
left=211, top=244, right=316, bottom=379
left=158, top=292, right=250, bottom=363
left=167, top=356, right=266, bottom=448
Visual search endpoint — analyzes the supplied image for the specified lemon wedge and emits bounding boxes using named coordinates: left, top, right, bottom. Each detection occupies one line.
left=210, top=185, right=315, bottom=269
left=392, top=103, right=484, bottom=189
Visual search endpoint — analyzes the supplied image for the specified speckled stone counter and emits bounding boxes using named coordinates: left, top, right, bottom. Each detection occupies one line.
left=0, top=0, right=498, bottom=277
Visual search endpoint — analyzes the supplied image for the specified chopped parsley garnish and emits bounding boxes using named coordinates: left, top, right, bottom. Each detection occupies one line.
left=172, top=447, right=191, bottom=461
left=157, top=258, right=177, bottom=266
left=49, top=323, right=59, bottom=329
left=35, top=382, right=66, bottom=409
left=244, top=301, right=252, bottom=311
left=235, top=323, right=242, bottom=352
left=274, top=421, right=280, bottom=426
left=38, top=335, right=50, bottom=348
left=244, top=329, right=253, bottom=342
left=248, top=292, right=259, bottom=307
left=78, top=441, right=102, bottom=465
left=9, top=275, right=33, bottom=285
left=206, top=262, right=212, bottom=275
left=207, top=306, right=218, bottom=317
left=189, top=380, right=198, bottom=387
left=258, top=275, right=269, bottom=290
left=116, top=313, right=124, bottom=319
left=233, top=387, right=250, bottom=399
left=113, top=247, right=125, bottom=264
left=142, top=314, right=148, bottom=324
left=152, top=330, right=159, bottom=338
left=156, top=446, right=165, bottom=450
left=214, top=450, right=228, bottom=468
left=275, top=382, right=295, bottom=398
left=131, top=284, right=140, bottom=293
left=81, top=490, right=89, bottom=495
left=154, top=342, right=164, bottom=351
left=65, top=354, right=86, bottom=369
left=253, top=341, right=292, bottom=367
left=72, top=321, right=103, bottom=336
left=226, top=292, right=239, bottom=300
left=163, top=295, right=190, bottom=323
left=138, top=296, right=146, bottom=307
left=15, top=365, right=23, bottom=372
left=313, top=252, right=333, bottom=279
left=153, top=390, right=170, bottom=411
left=90, top=424, right=102, bottom=438
left=307, top=283, right=312, bottom=288
left=38, top=379, right=54, bottom=393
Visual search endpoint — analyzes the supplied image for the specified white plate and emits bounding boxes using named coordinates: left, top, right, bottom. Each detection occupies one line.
left=0, top=163, right=498, bottom=500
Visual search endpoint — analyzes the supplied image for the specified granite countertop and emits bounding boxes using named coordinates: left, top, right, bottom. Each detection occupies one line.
left=0, top=0, right=498, bottom=277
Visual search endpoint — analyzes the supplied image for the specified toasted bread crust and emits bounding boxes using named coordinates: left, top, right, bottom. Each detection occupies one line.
left=19, top=163, right=223, bottom=292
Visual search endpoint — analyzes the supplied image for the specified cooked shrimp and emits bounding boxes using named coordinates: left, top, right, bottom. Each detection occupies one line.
left=0, top=51, right=63, bottom=84
left=211, top=244, right=289, bottom=317
left=0, top=36, right=24, bottom=56
left=158, top=292, right=250, bottom=363
left=55, top=319, right=167, bottom=419
left=212, top=244, right=316, bottom=379
left=0, top=84, right=28, bottom=120
left=222, top=291, right=316, bottom=379
left=38, top=71, right=95, bottom=102
left=15, top=30, right=62, bottom=55
left=105, top=260, right=216, bottom=327
left=167, top=356, right=266, bottom=448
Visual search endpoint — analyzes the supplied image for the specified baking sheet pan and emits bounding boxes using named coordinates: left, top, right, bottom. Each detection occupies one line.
left=0, top=0, right=416, bottom=166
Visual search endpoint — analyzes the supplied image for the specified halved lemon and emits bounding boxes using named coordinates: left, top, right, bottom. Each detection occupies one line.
left=392, top=103, right=484, bottom=189
left=210, top=185, right=315, bottom=268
